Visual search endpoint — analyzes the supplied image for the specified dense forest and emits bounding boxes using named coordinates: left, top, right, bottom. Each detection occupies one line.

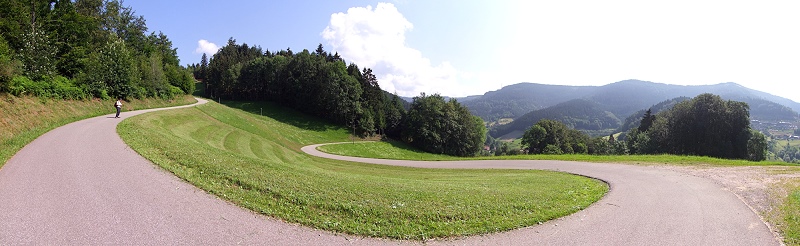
left=518, top=94, right=768, bottom=161
left=0, top=0, right=194, bottom=99
left=194, top=41, right=486, bottom=156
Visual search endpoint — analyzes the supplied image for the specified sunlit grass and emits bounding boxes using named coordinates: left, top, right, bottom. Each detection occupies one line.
left=118, top=101, right=608, bottom=240
left=781, top=183, right=800, bottom=246
left=318, top=140, right=461, bottom=161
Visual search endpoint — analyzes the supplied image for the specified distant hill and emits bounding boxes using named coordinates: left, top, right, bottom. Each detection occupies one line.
left=461, top=80, right=800, bottom=123
left=460, top=83, right=595, bottom=121
left=490, top=99, right=621, bottom=138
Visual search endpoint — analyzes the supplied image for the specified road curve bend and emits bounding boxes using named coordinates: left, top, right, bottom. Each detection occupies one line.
left=0, top=99, right=781, bottom=245
left=302, top=143, right=781, bottom=245
left=0, top=99, right=381, bottom=245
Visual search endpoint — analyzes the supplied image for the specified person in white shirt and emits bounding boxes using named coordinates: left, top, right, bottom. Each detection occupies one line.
left=114, top=98, right=122, bottom=118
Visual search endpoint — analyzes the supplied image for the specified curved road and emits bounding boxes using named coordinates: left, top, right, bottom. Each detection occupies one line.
left=0, top=100, right=781, bottom=245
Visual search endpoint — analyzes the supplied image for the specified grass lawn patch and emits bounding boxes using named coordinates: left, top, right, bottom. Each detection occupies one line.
left=318, top=140, right=461, bottom=161
left=118, top=101, right=608, bottom=240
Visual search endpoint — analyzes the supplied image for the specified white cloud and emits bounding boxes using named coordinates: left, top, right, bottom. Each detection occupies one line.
left=194, top=39, right=220, bottom=56
left=321, top=3, right=461, bottom=97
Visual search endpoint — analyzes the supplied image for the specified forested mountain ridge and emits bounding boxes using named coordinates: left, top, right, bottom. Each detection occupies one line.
left=460, top=83, right=595, bottom=121
left=459, top=80, right=800, bottom=123
left=490, top=99, right=621, bottom=139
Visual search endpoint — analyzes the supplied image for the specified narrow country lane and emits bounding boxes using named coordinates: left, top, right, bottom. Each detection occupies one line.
left=0, top=99, right=389, bottom=245
left=0, top=99, right=781, bottom=245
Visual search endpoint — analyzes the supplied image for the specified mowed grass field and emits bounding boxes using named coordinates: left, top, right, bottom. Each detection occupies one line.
left=117, top=101, right=608, bottom=240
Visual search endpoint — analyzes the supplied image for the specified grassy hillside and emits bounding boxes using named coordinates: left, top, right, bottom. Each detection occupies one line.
left=0, top=94, right=196, bottom=166
left=117, top=101, right=608, bottom=240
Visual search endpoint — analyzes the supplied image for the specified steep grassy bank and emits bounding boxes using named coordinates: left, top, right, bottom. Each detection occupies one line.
left=0, top=94, right=196, bottom=166
left=118, top=101, right=608, bottom=240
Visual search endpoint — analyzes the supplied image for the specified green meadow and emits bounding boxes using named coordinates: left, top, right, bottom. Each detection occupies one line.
left=117, top=101, right=607, bottom=240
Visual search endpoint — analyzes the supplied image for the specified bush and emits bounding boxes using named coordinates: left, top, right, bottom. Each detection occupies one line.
left=0, top=56, right=21, bottom=92
left=168, top=85, right=184, bottom=99
left=9, top=75, right=89, bottom=100
left=543, top=144, right=563, bottom=154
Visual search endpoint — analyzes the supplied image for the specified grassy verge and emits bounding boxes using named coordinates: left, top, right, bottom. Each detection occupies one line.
left=319, top=140, right=791, bottom=166
left=776, top=181, right=800, bottom=246
left=117, top=101, right=608, bottom=240
left=0, top=93, right=196, bottom=167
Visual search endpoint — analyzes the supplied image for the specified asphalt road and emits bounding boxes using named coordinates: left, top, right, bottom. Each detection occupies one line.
left=0, top=100, right=782, bottom=245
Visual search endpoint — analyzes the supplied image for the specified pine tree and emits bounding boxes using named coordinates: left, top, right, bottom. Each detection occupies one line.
left=199, top=53, right=208, bottom=80
left=638, top=109, right=656, bottom=132
left=314, top=43, right=325, bottom=57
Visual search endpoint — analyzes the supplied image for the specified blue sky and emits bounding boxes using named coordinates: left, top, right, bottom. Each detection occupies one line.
left=127, top=1, right=800, bottom=102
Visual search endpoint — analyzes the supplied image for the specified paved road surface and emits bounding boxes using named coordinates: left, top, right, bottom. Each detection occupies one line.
left=0, top=100, right=781, bottom=245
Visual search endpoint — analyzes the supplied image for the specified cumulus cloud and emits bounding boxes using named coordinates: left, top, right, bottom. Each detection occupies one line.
left=194, top=39, right=220, bottom=56
left=321, top=3, right=459, bottom=97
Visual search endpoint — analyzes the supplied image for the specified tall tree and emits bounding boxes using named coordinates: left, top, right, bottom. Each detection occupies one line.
left=521, top=125, right=546, bottom=153
left=81, top=35, right=137, bottom=99
left=199, top=52, right=208, bottom=80
left=314, top=43, right=326, bottom=57
left=18, top=23, right=57, bottom=80
left=638, top=109, right=655, bottom=132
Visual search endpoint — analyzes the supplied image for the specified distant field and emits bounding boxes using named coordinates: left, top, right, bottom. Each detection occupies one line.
left=497, top=130, right=524, bottom=140
left=118, top=101, right=608, bottom=240
left=497, top=118, right=514, bottom=125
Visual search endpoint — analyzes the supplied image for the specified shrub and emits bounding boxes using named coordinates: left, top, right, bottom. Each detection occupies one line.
left=9, top=76, right=89, bottom=100
left=168, top=85, right=184, bottom=99
left=543, top=144, right=563, bottom=154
